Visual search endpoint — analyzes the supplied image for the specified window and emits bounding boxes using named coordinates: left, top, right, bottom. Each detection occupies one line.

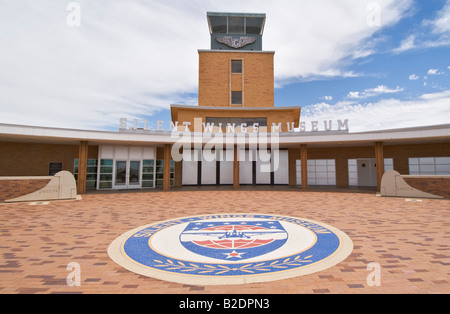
left=208, top=14, right=265, bottom=35
left=409, top=157, right=450, bottom=175
left=296, top=159, right=336, bottom=186
left=228, top=16, right=244, bottom=33
left=231, top=60, right=242, bottom=73
left=142, top=160, right=155, bottom=188
left=246, top=17, right=265, bottom=35
left=73, top=159, right=98, bottom=190
left=86, top=159, right=98, bottom=190
left=98, top=159, right=113, bottom=189
left=209, top=16, right=227, bottom=33
left=155, top=160, right=175, bottom=188
left=231, top=91, right=242, bottom=105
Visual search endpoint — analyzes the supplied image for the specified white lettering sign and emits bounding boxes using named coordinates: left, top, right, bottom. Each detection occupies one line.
left=118, top=118, right=349, bottom=133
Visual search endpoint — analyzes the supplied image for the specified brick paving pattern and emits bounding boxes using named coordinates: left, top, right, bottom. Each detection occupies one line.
left=0, top=189, right=448, bottom=294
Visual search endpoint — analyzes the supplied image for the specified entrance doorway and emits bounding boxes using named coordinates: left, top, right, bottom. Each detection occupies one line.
left=181, top=149, right=289, bottom=186
left=348, top=158, right=393, bottom=187
left=114, top=160, right=141, bottom=189
left=357, top=159, right=377, bottom=187
left=97, top=146, right=156, bottom=190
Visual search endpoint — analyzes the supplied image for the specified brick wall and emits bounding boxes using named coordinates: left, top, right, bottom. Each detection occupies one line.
left=198, top=51, right=274, bottom=107
left=384, top=143, right=450, bottom=175
left=288, top=142, right=450, bottom=187
left=0, top=142, right=98, bottom=177
left=0, top=179, right=50, bottom=202
left=404, top=177, right=450, bottom=199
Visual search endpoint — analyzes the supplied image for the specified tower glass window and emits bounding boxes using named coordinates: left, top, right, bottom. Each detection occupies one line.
left=246, top=17, right=265, bottom=34
left=228, top=16, right=245, bottom=33
left=209, top=16, right=227, bottom=33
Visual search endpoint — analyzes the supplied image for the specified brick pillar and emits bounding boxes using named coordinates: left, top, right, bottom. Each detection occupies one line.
left=77, top=141, right=88, bottom=194
left=375, top=142, right=385, bottom=192
left=173, top=146, right=183, bottom=188
left=300, top=144, right=308, bottom=190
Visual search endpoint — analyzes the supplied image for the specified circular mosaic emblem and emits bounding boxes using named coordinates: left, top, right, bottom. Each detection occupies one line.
left=108, top=214, right=353, bottom=285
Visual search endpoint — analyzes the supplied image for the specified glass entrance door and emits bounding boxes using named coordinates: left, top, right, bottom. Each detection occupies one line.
left=128, top=161, right=141, bottom=187
left=114, top=160, right=141, bottom=189
left=115, top=161, right=127, bottom=186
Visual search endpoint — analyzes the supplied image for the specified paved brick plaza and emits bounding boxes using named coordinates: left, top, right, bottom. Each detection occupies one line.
left=0, top=189, right=448, bottom=294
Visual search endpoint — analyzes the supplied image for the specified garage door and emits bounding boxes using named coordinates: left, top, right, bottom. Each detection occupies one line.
left=182, top=150, right=199, bottom=185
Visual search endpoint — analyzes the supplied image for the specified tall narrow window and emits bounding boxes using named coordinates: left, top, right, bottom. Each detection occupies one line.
left=142, top=160, right=155, bottom=188
left=231, top=60, right=242, bottom=73
left=231, top=91, right=243, bottom=104
left=155, top=160, right=175, bottom=187
left=98, top=159, right=113, bottom=189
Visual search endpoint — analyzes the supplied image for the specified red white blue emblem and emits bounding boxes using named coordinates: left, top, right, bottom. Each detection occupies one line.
left=108, top=214, right=353, bottom=285
left=180, top=221, right=288, bottom=261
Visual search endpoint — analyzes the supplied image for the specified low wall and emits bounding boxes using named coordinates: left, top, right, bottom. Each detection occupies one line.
left=0, top=171, right=78, bottom=203
left=0, top=179, right=51, bottom=202
left=403, top=176, right=450, bottom=199
left=381, top=170, right=450, bottom=199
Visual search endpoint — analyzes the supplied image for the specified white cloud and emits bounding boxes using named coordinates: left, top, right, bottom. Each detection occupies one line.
left=395, top=0, right=450, bottom=53
left=369, top=85, right=404, bottom=93
left=429, top=0, right=450, bottom=34
left=0, top=0, right=414, bottom=129
left=302, top=90, right=450, bottom=132
left=409, top=74, right=419, bottom=80
left=322, top=96, right=333, bottom=101
left=393, top=34, right=416, bottom=53
left=347, top=85, right=404, bottom=99
left=348, top=92, right=361, bottom=99
left=426, top=68, right=446, bottom=75
left=0, top=0, right=205, bottom=129
left=266, top=0, right=413, bottom=82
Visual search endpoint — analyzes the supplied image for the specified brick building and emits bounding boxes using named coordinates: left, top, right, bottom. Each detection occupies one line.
left=1, top=12, right=449, bottom=197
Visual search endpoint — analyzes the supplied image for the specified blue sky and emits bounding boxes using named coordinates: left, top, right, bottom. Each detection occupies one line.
left=0, top=0, right=449, bottom=132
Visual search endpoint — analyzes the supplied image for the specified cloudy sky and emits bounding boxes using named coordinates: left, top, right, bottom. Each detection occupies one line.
left=0, top=0, right=449, bottom=132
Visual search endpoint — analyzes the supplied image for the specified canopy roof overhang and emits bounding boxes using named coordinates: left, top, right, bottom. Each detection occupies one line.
left=1, top=123, right=449, bottom=148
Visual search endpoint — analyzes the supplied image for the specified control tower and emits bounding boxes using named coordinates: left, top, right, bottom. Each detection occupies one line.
left=198, top=12, right=273, bottom=108
left=207, top=12, right=266, bottom=51
left=171, top=11, right=299, bottom=134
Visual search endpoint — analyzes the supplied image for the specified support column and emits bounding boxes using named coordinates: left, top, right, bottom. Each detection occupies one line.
left=174, top=146, right=183, bottom=187
left=288, top=148, right=297, bottom=186
left=375, top=142, right=385, bottom=192
left=300, top=144, right=308, bottom=190
left=233, top=145, right=239, bottom=190
left=77, top=141, right=88, bottom=194
left=163, top=144, right=172, bottom=191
